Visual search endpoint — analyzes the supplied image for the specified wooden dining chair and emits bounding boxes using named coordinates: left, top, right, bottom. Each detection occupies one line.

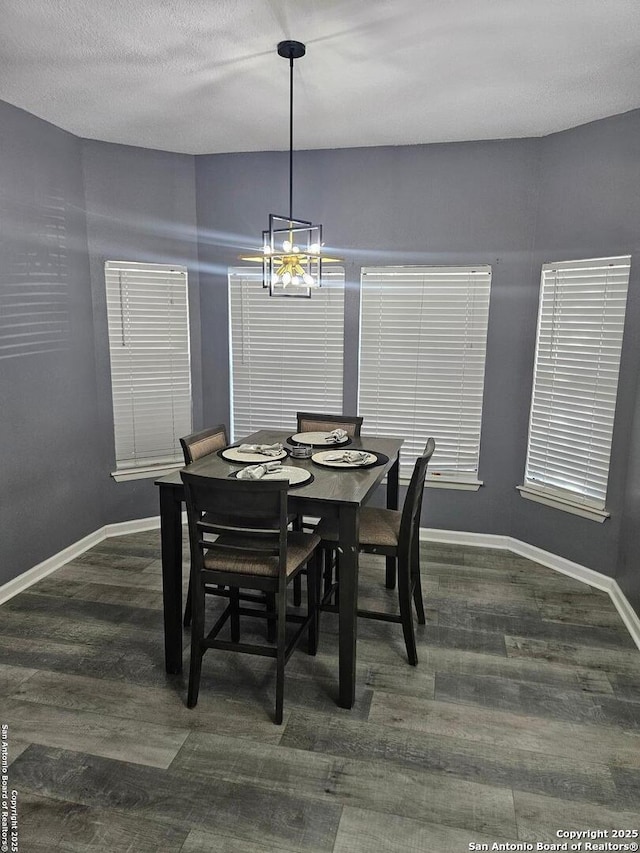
left=316, top=437, right=436, bottom=665
left=296, top=411, right=363, bottom=437
left=181, top=472, right=321, bottom=724
left=293, top=412, right=364, bottom=605
left=180, top=425, right=230, bottom=628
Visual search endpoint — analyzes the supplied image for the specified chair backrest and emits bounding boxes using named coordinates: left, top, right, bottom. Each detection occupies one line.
left=398, top=438, right=436, bottom=563
left=181, top=473, right=289, bottom=580
left=180, top=424, right=229, bottom=464
left=296, top=412, right=363, bottom=437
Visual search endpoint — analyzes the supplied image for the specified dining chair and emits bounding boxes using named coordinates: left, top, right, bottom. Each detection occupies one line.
left=316, top=437, right=436, bottom=665
left=296, top=411, right=363, bottom=437
left=181, top=472, right=321, bottom=724
left=293, top=411, right=364, bottom=605
left=180, top=424, right=230, bottom=629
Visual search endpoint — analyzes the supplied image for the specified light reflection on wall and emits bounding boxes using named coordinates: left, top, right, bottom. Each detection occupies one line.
left=0, top=189, right=70, bottom=359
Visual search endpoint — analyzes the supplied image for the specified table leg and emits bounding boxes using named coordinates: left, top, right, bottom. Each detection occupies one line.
left=160, top=486, right=183, bottom=673
left=338, top=504, right=359, bottom=709
left=386, top=453, right=400, bottom=589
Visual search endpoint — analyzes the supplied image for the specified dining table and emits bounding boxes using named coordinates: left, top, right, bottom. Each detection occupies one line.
left=155, top=427, right=403, bottom=709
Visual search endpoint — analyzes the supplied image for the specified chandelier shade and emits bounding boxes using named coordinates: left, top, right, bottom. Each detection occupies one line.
left=241, top=40, right=340, bottom=297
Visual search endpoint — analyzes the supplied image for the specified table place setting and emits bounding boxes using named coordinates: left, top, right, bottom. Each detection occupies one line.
left=231, top=460, right=313, bottom=486
left=311, top=449, right=388, bottom=468
left=219, top=442, right=288, bottom=463
left=288, top=428, right=351, bottom=447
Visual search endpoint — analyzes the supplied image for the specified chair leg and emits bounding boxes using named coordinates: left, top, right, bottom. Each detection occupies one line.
left=411, top=536, right=426, bottom=625
left=183, top=579, right=193, bottom=628
left=275, top=586, right=287, bottom=725
left=187, top=578, right=204, bottom=708
left=323, top=548, right=335, bottom=601
left=266, top=592, right=277, bottom=643
left=293, top=573, right=302, bottom=607
left=230, top=587, right=240, bottom=643
left=385, top=557, right=396, bottom=589
left=307, top=552, right=319, bottom=656
left=397, top=557, right=418, bottom=666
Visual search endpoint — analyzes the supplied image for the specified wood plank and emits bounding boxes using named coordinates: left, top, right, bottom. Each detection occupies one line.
left=171, top=730, right=517, bottom=837
left=280, top=710, right=619, bottom=805
left=181, top=828, right=298, bottom=853
left=3, top=696, right=188, bottom=768
left=505, top=636, right=640, bottom=676
left=513, top=790, right=640, bottom=842
left=419, top=644, right=614, bottom=694
left=369, top=692, right=640, bottom=769
left=332, top=806, right=499, bottom=853
left=17, top=789, right=188, bottom=852
left=10, top=744, right=342, bottom=852
left=13, top=668, right=293, bottom=745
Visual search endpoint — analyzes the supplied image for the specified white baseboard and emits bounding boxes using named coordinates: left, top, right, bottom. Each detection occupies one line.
left=421, top=527, right=640, bottom=651
left=2, top=519, right=638, bottom=652
left=0, top=515, right=162, bottom=605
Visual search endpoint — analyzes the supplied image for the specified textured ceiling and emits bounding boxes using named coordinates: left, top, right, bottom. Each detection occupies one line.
left=1, top=0, right=640, bottom=154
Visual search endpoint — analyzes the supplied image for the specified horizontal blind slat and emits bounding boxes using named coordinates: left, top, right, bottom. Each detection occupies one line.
left=524, top=256, right=630, bottom=508
left=105, top=261, right=192, bottom=468
left=359, top=265, right=491, bottom=479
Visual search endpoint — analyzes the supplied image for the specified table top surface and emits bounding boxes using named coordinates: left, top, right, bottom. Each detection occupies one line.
left=156, top=428, right=403, bottom=507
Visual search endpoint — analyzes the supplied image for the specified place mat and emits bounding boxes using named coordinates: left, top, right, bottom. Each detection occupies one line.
left=219, top=446, right=289, bottom=464
left=288, top=432, right=352, bottom=447
left=228, top=465, right=314, bottom=488
left=311, top=450, right=389, bottom=469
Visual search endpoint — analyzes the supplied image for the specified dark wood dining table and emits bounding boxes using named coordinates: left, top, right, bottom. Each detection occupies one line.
left=155, top=428, right=403, bottom=709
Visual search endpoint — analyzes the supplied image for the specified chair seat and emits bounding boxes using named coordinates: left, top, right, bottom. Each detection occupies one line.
left=316, top=507, right=402, bottom=548
left=204, top=531, right=320, bottom=577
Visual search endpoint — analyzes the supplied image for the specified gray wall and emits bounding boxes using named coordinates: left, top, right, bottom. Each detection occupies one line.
left=196, top=113, right=640, bottom=596
left=195, top=139, right=542, bottom=539
left=0, top=101, right=102, bottom=585
left=0, top=105, right=202, bottom=586
left=512, top=110, right=640, bottom=581
left=81, top=139, right=201, bottom=524
left=1, top=94, right=638, bottom=615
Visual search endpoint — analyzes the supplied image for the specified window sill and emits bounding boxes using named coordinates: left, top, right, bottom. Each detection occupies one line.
left=516, top=485, right=609, bottom=523
left=397, top=476, right=483, bottom=492
left=111, top=463, right=184, bottom=483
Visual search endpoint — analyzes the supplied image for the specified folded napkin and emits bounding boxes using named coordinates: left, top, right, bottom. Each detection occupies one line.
left=324, top=451, right=371, bottom=465
left=237, top=443, right=283, bottom=457
left=326, top=429, right=348, bottom=443
left=236, top=461, right=282, bottom=480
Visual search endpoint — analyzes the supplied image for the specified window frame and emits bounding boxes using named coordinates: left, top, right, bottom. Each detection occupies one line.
left=358, top=264, right=492, bottom=487
left=104, top=260, right=192, bottom=482
left=518, top=255, right=631, bottom=522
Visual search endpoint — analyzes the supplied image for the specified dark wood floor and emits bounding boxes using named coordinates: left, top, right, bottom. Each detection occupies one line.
left=3, top=531, right=640, bottom=851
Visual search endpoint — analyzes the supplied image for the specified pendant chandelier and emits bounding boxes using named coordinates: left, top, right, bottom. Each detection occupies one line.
left=243, top=40, right=340, bottom=297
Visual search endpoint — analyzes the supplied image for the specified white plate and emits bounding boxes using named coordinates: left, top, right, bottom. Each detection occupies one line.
left=234, top=465, right=313, bottom=486
left=221, top=446, right=288, bottom=463
left=311, top=451, right=377, bottom=468
left=254, top=466, right=312, bottom=485
left=291, top=431, right=349, bottom=446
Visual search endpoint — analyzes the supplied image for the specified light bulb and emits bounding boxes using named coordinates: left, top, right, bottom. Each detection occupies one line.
left=303, top=273, right=314, bottom=286
left=282, top=272, right=291, bottom=285
left=263, top=244, right=272, bottom=255
left=309, top=243, right=320, bottom=254
left=292, top=245, right=299, bottom=254
left=283, top=239, right=292, bottom=253
left=291, top=275, right=300, bottom=285
left=272, top=273, right=280, bottom=285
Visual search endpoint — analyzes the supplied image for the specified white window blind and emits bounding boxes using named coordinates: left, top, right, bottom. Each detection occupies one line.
left=229, top=267, right=345, bottom=439
left=359, top=265, right=491, bottom=482
left=523, top=256, right=630, bottom=514
left=105, top=260, right=192, bottom=474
